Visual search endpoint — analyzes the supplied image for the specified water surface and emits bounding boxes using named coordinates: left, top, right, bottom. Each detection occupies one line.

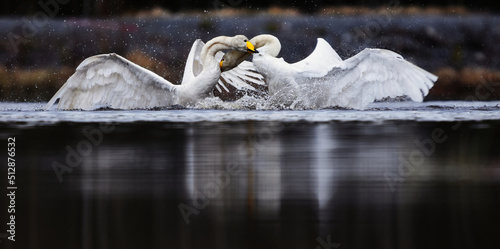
left=1, top=101, right=499, bottom=249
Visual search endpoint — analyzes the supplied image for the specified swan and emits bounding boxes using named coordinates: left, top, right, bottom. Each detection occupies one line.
left=221, top=34, right=438, bottom=109
left=44, top=35, right=259, bottom=110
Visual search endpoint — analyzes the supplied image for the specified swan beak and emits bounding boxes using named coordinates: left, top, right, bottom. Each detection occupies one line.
left=219, top=59, right=224, bottom=69
left=246, top=41, right=258, bottom=53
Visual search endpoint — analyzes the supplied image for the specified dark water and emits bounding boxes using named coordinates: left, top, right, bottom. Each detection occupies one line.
left=1, top=117, right=500, bottom=249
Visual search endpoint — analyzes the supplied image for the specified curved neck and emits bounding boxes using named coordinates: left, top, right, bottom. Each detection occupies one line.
left=252, top=35, right=281, bottom=57
left=175, top=37, right=232, bottom=103
left=200, top=36, right=232, bottom=66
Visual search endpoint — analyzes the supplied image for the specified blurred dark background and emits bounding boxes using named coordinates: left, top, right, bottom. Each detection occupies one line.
left=2, top=0, right=498, bottom=16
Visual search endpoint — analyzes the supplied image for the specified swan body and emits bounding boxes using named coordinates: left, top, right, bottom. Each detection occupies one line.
left=44, top=35, right=259, bottom=110
left=222, top=34, right=438, bottom=109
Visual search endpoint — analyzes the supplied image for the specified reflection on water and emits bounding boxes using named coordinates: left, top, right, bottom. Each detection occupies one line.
left=2, top=120, right=500, bottom=249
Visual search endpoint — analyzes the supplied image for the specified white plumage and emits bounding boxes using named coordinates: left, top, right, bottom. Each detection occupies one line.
left=44, top=35, right=261, bottom=110
left=221, top=34, right=438, bottom=110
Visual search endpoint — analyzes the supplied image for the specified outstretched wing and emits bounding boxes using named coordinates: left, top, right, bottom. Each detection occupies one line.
left=309, top=48, right=437, bottom=109
left=291, top=38, right=343, bottom=78
left=44, top=53, right=176, bottom=110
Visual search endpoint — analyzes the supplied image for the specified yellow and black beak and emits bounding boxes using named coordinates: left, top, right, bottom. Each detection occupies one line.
left=219, top=59, right=224, bottom=69
left=246, top=41, right=258, bottom=53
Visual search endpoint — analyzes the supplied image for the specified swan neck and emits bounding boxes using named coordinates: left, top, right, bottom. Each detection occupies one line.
left=253, top=35, right=281, bottom=57
left=201, top=36, right=231, bottom=64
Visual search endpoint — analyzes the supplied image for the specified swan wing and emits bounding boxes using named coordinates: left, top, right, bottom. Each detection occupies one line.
left=182, top=39, right=205, bottom=85
left=320, top=48, right=437, bottom=109
left=215, top=51, right=265, bottom=93
left=290, top=38, right=343, bottom=78
left=183, top=40, right=265, bottom=93
left=217, top=60, right=266, bottom=93
left=44, top=53, right=176, bottom=110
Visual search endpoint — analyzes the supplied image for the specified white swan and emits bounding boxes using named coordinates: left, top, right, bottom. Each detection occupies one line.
left=44, top=35, right=259, bottom=110
left=222, top=34, right=438, bottom=109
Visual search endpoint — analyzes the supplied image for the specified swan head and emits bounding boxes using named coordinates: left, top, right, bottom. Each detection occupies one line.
left=218, top=35, right=259, bottom=71
left=231, top=35, right=259, bottom=54
left=219, top=34, right=281, bottom=71
left=219, top=50, right=251, bottom=71
left=250, top=34, right=281, bottom=57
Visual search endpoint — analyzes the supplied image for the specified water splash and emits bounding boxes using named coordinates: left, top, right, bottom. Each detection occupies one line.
left=192, top=95, right=271, bottom=110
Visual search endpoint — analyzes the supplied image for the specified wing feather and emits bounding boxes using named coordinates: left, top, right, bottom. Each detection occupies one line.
left=44, top=53, right=176, bottom=110
left=217, top=60, right=265, bottom=93
left=186, top=42, right=266, bottom=93
left=291, top=38, right=343, bottom=78
left=320, top=48, right=437, bottom=109
left=182, top=39, right=205, bottom=85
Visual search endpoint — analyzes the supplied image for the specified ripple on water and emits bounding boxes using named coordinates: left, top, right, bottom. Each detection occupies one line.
left=0, top=100, right=499, bottom=126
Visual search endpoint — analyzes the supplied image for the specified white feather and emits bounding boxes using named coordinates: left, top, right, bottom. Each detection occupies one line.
left=45, top=35, right=256, bottom=110
left=250, top=35, right=437, bottom=110
left=44, top=53, right=176, bottom=110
